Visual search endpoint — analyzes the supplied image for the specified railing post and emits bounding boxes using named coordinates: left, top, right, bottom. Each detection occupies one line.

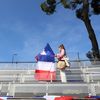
left=7, top=83, right=15, bottom=97
left=0, top=82, right=3, bottom=95
left=90, top=73, right=94, bottom=83
left=20, top=74, right=25, bottom=83
left=7, top=82, right=11, bottom=96
left=82, top=68, right=86, bottom=82
left=46, top=82, right=49, bottom=96
left=86, top=74, right=90, bottom=83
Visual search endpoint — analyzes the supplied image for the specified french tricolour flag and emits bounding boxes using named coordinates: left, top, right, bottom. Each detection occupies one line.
left=43, top=95, right=74, bottom=100
left=35, top=43, right=56, bottom=81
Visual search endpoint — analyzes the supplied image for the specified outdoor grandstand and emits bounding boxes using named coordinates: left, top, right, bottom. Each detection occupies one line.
left=0, top=60, right=100, bottom=100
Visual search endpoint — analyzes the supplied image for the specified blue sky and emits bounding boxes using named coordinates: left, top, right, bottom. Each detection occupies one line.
left=0, top=0, right=100, bottom=61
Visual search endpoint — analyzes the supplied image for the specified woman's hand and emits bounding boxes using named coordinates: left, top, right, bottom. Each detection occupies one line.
left=55, top=55, right=57, bottom=57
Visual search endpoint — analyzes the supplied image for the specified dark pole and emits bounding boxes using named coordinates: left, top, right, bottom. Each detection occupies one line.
left=77, top=52, right=80, bottom=60
left=12, top=54, right=17, bottom=63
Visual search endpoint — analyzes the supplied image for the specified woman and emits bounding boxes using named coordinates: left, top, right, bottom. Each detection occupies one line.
left=55, top=44, right=69, bottom=82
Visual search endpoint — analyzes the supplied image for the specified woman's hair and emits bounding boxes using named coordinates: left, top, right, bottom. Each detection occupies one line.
left=59, top=44, right=67, bottom=55
left=59, top=44, right=65, bottom=50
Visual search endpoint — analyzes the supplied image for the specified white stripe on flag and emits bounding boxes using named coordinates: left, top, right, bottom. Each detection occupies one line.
left=44, top=95, right=60, bottom=100
left=36, top=61, right=56, bottom=72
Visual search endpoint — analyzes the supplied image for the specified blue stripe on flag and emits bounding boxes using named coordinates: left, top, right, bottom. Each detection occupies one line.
left=91, top=96, right=100, bottom=99
left=37, top=54, right=55, bottom=62
left=44, top=43, right=55, bottom=56
left=35, top=43, right=55, bottom=62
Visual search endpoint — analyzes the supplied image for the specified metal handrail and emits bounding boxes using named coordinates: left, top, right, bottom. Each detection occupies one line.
left=7, top=97, right=97, bottom=100
left=7, top=97, right=46, bottom=99
left=0, top=59, right=99, bottom=63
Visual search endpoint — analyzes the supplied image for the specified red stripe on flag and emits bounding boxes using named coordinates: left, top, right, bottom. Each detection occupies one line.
left=35, top=70, right=56, bottom=81
left=55, top=96, right=75, bottom=100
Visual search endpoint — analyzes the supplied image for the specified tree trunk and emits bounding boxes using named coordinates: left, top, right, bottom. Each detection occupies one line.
left=82, top=0, right=100, bottom=60
left=83, top=18, right=100, bottom=60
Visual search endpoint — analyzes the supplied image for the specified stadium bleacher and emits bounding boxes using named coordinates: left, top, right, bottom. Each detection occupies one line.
left=0, top=61, right=99, bottom=99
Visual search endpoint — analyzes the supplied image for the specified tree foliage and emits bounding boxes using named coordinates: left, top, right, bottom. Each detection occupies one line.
left=92, top=0, right=100, bottom=14
left=41, top=0, right=100, bottom=16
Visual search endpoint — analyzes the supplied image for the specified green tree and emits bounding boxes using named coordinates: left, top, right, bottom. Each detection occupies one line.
left=40, top=0, right=100, bottom=61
